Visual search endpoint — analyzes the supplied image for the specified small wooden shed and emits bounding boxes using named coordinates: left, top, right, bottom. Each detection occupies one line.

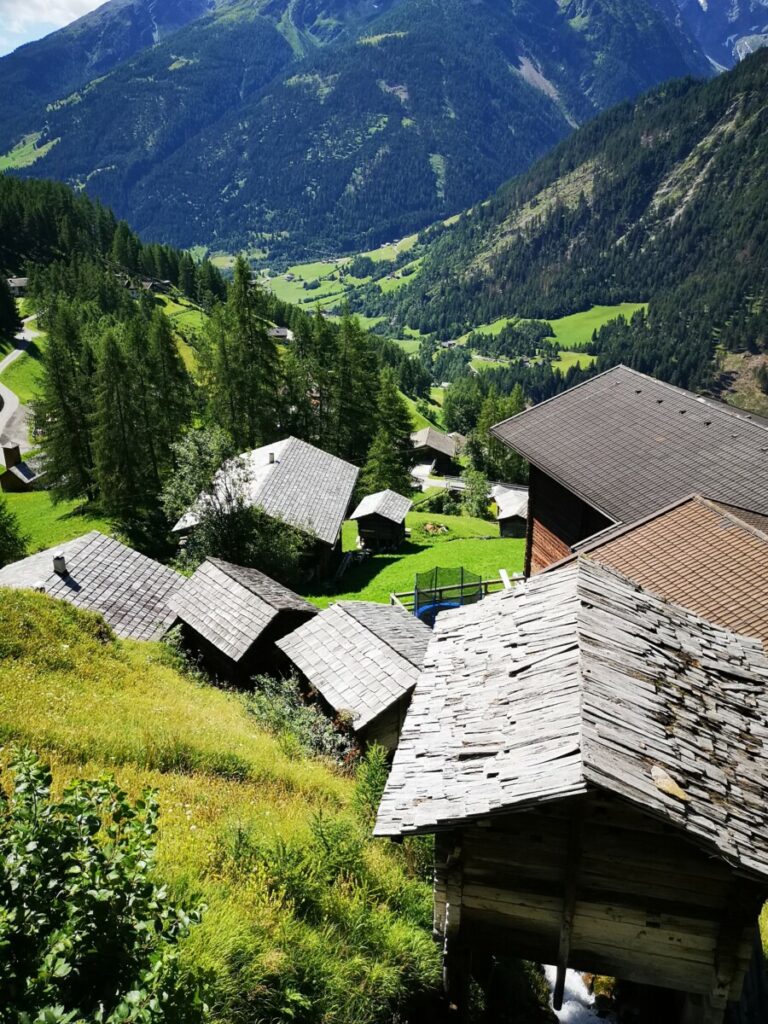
left=376, top=559, right=768, bottom=1022
left=167, top=557, right=317, bottom=682
left=411, top=427, right=464, bottom=476
left=350, top=489, right=412, bottom=550
left=277, top=601, right=431, bottom=752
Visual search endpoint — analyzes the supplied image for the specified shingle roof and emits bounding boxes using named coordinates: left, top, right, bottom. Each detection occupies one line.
left=276, top=601, right=432, bottom=730
left=491, top=365, right=768, bottom=525
left=574, top=495, right=768, bottom=650
left=3, top=457, right=44, bottom=485
left=374, top=560, right=768, bottom=883
left=173, top=437, right=359, bottom=546
left=351, top=489, right=412, bottom=524
left=0, top=531, right=183, bottom=640
left=168, top=557, right=315, bottom=662
left=411, top=427, right=460, bottom=459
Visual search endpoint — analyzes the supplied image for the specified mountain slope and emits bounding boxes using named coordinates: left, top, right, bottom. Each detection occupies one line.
left=384, top=48, right=768, bottom=388
left=668, top=0, right=768, bottom=67
left=1, top=0, right=712, bottom=255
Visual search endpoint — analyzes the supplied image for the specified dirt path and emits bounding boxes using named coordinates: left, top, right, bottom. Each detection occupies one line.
left=0, top=315, right=40, bottom=453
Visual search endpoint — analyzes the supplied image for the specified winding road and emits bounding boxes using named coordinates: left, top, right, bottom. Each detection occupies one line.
left=0, top=315, right=39, bottom=456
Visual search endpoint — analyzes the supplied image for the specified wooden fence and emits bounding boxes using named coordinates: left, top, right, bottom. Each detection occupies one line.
left=390, top=571, right=523, bottom=613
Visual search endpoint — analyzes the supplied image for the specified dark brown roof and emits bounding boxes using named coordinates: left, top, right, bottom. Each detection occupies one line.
left=491, top=365, right=768, bottom=525
left=577, top=496, right=768, bottom=649
left=411, top=427, right=461, bottom=459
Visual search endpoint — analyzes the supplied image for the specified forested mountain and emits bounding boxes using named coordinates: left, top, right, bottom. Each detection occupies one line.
left=0, top=0, right=712, bottom=256
left=384, top=48, right=768, bottom=391
left=665, top=0, right=768, bottom=67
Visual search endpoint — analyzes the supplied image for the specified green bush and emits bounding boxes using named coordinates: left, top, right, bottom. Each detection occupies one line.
left=0, top=748, right=203, bottom=1024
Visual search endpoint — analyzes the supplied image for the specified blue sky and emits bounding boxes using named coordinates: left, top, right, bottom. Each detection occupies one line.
left=0, top=0, right=105, bottom=57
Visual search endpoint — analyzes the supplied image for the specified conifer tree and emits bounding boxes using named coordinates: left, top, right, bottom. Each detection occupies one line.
left=358, top=369, right=414, bottom=496
left=37, top=302, right=97, bottom=500
left=0, top=494, right=28, bottom=567
left=0, top=277, right=21, bottom=339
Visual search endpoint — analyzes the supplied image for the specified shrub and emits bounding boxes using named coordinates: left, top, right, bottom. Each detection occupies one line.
left=245, top=673, right=358, bottom=764
left=0, top=748, right=203, bottom=1024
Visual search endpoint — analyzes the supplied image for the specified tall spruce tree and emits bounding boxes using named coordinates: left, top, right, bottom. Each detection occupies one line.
left=358, top=369, right=414, bottom=496
left=331, top=313, right=379, bottom=464
left=37, top=302, right=97, bottom=500
left=0, top=277, right=21, bottom=340
left=0, top=494, right=28, bottom=566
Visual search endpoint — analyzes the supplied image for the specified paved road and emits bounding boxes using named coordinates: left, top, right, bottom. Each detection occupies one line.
left=0, top=316, right=39, bottom=455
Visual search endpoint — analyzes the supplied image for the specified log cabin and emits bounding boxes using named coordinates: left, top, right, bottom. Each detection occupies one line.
left=172, top=436, right=359, bottom=580
left=490, top=365, right=768, bottom=576
left=411, top=426, right=464, bottom=476
left=277, top=601, right=431, bottom=752
left=375, top=560, right=768, bottom=1022
left=167, top=557, right=317, bottom=682
left=350, top=489, right=412, bottom=551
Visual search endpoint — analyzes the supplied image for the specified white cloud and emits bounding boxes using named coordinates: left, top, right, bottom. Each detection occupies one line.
left=0, top=0, right=105, bottom=33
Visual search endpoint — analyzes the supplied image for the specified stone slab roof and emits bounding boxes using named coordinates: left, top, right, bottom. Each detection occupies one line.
left=0, top=531, right=183, bottom=640
left=374, top=560, right=768, bottom=883
left=351, top=489, right=412, bottom=524
left=168, top=557, right=315, bottom=662
left=576, top=495, right=768, bottom=650
left=495, top=488, right=528, bottom=521
left=491, top=365, right=768, bottom=525
left=276, top=601, right=431, bottom=731
left=411, top=427, right=460, bottom=459
left=173, top=437, right=359, bottom=547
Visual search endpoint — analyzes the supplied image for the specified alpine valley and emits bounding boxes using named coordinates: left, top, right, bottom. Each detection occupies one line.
left=0, top=0, right=720, bottom=256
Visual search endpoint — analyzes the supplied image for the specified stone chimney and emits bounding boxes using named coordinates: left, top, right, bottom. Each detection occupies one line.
left=53, top=553, right=67, bottom=576
left=2, top=443, right=21, bottom=469
left=268, top=452, right=275, bottom=464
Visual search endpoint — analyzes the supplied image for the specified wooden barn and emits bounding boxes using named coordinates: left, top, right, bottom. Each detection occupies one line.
left=167, top=557, right=317, bottom=682
left=172, top=436, right=359, bottom=579
left=411, top=426, right=464, bottom=476
left=375, top=559, right=768, bottom=1022
left=492, top=484, right=528, bottom=538
left=277, top=601, right=431, bottom=752
left=350, top=489, right=412, bottom=550
left=491, top=365, right=768, bottom=575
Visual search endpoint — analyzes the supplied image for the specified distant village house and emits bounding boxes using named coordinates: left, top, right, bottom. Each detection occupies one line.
left=411, top=426, right=465, bottom=476
left=6, top=277, right=28, bottom=298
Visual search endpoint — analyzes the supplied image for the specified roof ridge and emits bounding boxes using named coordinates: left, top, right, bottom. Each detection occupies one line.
left=206, top=557, right=306, bottom=611
left=337, top=601, right=425, bottom=668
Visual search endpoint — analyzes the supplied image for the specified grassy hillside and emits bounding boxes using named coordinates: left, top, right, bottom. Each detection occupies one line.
left=0, top=589, right=441, bottom=1022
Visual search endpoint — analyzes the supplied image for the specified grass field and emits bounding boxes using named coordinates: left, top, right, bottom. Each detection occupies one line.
left=546, top=303, right=647, bottom=349
left=0, top=132, right=58, bottom=171
left=6, top=492, right=116, bottom=552
left=552, top=350, right=597, bottom=372
left=304, top=510, right=524, bottom=607
left=0, top=332, right=47, bottom=404
left=0, top=589, right=439, bottom=1023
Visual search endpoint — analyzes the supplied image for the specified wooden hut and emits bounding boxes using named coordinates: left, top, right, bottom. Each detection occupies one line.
left=350, top=489, right=412, bottom=550
left=0, top=444, right=45, bottom=493
left=172, top=437, right=359, bottom=579
left=492, top=484, right=528, bottom=538
left=491, top=365, right=768, bottom=575
left=411, top=427, right=464, bottom=476
left=167, top=557, right=316, bottom=682
left=277, top=601, right=431, bottom=751
left=375, top=560, right=768, bottom=1022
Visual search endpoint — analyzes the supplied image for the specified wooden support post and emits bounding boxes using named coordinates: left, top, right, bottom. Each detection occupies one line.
left=442, top=839, right=470, bottom=1021
left=700, top=880, right=756, bottom=1024
left=553, top=811, right=583, bottom=1011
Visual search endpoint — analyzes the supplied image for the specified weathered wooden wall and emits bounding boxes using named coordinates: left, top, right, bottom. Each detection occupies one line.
left=526, top=467, right=611, bottom=575
left=434, top=793, right=764, bottom=1011
left=362, top=693, right=410, bottom=753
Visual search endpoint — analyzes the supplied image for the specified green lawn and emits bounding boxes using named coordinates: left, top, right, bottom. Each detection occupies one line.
left=362, top=233, right=419, bottom=263
left=0, top=333, right=47, bottom=404
left=401, top=392, right=438, bottom=430
left=546, top=303, right=647, bottom=349
left=395, top=337, right=421, bottom=355
left=0, top=131, right=58, bottom=171
left=552, top=350, right=597, bottom=372
left=6, top=492, right=117, bottom=552
left=304, top=510, right=524, bottom=607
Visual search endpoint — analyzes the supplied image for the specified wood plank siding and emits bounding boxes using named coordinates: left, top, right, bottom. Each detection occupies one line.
left=434, top=794, right=764, bottom=1007
left=526, top=466, right=611, bottom=575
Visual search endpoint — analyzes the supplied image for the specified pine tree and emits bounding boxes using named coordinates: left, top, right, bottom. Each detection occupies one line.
left=37, top=302, right=97, bottom=500
left=92, top=330, right=146, bottom=517
left=359, top=426, right=413, bottom=497
left=146, top=310, right=193, bottom=455
left=0, top=277, right=21, bottom=340
left=0, top=493, right=28, bottom=567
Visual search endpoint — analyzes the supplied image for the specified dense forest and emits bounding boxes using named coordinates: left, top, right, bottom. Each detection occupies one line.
left=0, top=0, right=712, bottom=256
left=383, top=48, right=768, bottom=391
